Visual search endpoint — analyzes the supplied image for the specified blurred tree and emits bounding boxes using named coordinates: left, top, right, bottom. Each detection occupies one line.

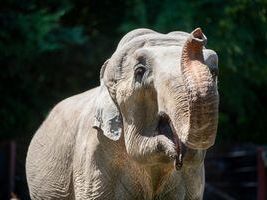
left=0, top=0, right=267, bottom=144
left=0, top=0, right=88, bottom=139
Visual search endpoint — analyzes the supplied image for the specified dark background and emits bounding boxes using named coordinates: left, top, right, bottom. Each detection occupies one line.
left=1, top=0, right=267, bottom=199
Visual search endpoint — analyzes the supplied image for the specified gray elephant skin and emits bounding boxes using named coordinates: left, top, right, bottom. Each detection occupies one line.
left=26, top=28, right=219, bottom=200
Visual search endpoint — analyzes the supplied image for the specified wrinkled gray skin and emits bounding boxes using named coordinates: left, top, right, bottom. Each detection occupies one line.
left=26, top=28, right=219, bottom=200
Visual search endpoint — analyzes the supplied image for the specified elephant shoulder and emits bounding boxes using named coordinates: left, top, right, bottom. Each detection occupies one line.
left=26, top=87, right=100, bottom=200
left=31, top=87, right=100, bottom=144
left=55, top=86, right=99, bottom=110
left=50, top=87, right=99, bottom=123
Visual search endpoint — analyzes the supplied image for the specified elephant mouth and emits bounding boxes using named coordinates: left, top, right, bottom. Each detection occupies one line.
left=157, top=112, right=184, bottom=170
left=157, top=112, right=175, bottom=140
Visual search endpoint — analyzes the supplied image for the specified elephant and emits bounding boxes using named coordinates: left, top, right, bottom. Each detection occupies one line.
left=26, top=27, right=219, bottom=200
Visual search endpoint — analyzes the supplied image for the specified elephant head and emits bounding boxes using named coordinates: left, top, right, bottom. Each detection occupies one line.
left=93, top=28, right=219, bottom=167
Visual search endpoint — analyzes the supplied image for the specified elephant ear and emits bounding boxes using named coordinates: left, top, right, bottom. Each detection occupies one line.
left=203, top=49, right=218, bottom=72
left=92, top=60, right=122, bottom=141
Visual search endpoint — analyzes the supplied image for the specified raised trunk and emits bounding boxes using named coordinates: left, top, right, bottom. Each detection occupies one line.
left=177, top=28, right=219, bottom=149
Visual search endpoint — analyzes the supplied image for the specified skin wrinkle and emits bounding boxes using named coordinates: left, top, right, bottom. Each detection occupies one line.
left=157, top=75, right=190, bottom=143
left=119, top=83, right=177, bottom=165
left=26, top=28, right=219, bottom=200
left=125, top=125, right=160, bottom=163
left=99, top=130, right=153, bottom=199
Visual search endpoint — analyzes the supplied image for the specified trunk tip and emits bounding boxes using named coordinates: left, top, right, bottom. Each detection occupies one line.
left=191, top=28, right=207, bottom=46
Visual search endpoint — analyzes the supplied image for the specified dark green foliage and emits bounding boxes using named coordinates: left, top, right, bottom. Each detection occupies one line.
left=1, top=0, right=267, bottom=143
left=0, top=0, right=89, bottom=139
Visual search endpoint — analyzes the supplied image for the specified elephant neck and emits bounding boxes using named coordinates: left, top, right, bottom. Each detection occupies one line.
left=143, top=164, right=175, bottom=195
left=114, top=160, right=175, bottom=199
left=97, top=131, right=206, bottom=199
left=97, top=132, right=176, bottom=198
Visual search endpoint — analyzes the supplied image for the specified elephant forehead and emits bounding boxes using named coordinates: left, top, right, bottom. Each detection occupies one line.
left=137, top=46, right=183, bottom=72
left=134, top=46, right=182, bottom=58
left=146, top=46, right=183, bottom=59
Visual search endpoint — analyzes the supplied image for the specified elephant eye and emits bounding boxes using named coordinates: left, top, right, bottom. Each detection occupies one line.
left=134, top=65, right=146, bottom=83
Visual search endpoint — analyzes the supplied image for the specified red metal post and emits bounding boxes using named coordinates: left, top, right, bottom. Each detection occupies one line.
left=257, top=147, right=266, bottom=200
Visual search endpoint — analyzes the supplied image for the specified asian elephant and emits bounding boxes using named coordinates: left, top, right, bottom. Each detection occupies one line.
left=26, top=27, right=219, bottom=200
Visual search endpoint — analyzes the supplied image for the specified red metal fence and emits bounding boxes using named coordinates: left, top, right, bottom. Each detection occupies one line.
left=204, top=145, right=267, bottom=200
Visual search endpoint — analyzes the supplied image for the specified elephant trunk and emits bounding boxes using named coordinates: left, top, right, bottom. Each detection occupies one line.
left=176, top=28, right=219, bottom=149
